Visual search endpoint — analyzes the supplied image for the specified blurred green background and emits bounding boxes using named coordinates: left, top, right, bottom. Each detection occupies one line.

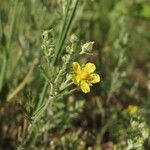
left=0, top=0, right=150, bottom=149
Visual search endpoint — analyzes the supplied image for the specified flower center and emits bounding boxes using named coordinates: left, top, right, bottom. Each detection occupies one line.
left=79, top=71, right=89, bottom=81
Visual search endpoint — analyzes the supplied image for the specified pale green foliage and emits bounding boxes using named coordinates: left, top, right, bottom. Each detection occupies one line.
left=113, top=114, right=149, bottom=150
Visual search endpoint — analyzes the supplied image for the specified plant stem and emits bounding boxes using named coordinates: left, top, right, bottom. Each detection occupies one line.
left=0, top=0, right=18, bottom=93
left=0, top=53, right=7, bottom=92
left=52, top=0, right=79, bottom=65
left=7, top=0, right=18, bottom=52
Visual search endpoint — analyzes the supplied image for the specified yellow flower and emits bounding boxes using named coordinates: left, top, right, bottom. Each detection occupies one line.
left=72, top=62, right=100, bottom=93
left=126, top=105, right=138, bottom=115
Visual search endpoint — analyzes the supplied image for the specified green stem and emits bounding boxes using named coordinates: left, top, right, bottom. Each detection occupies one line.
left=7, top=0, right=18, bottom=51
left=52, top=0, right=79, bottom=65
left=37, top=81, right=49, bottom=109
left=0, top=0, right=18, bottom=93
left=0, top=53, right=7, bottom=92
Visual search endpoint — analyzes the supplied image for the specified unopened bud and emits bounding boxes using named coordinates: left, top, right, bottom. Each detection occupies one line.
left=70, top=34, right=78, bottom=43
left=80, top=41, right=94, bottom=54
left=42, top=30, right=49, bottom=40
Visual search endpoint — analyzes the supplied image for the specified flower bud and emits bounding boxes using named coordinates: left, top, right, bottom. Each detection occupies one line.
left=70, top=34, right=78, bottom=43
left=80, top=41, right=94, bottom=54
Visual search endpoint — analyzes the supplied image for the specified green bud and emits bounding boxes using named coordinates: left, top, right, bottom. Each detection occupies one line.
left=80, top=41, right=94, bottom=54
left=42, top=30, right=49, bottom=41
left=70, top=34, right=78, bottom=43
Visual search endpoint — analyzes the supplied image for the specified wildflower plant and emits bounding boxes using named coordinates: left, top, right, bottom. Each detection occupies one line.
left=15, top=0, right=101, bottom=148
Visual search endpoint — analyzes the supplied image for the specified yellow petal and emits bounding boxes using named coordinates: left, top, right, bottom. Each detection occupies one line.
left=89, top=73, right=100, bottom=83
left=83, top=63, right=96, bottom=73
left=72, top=62, right=81, bottom=73
left=72, top=75, right=80, bottom=85
left=80, top=81, right=90, bottom=93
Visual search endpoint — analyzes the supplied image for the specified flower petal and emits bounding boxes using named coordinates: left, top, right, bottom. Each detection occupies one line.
left=72, top=75, right=80, bottom=85
left=83, top=63, right=96, bottom=73
left=89, top=73, right=100, bottom=83
left=72, top=62, right=81, bottom=73
left=80, top=81, right=90, bottom=93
